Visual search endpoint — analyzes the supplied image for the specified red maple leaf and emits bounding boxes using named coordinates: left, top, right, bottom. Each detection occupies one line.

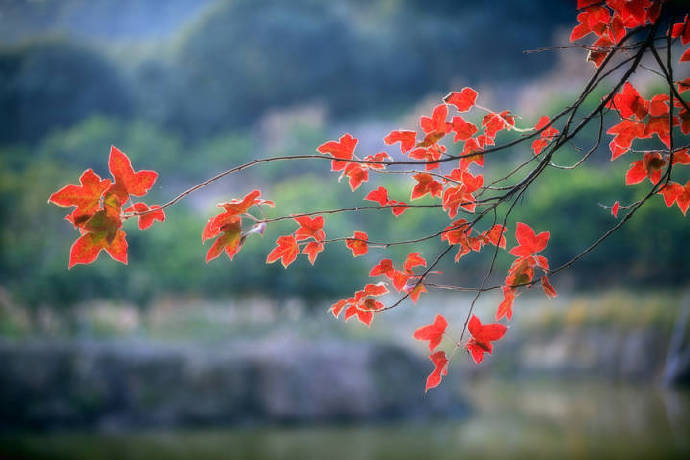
left=403, top=252, right=427, bottom=272
left=408, top=283, right=427, bottom=304
left=625, top=152, right=666, bottom=185
left=509, top=222, right=550, bottom=257
left=466, top=315, right=508, bottom=364
left=124, top=202, right=165, bottom=230
left=541, top=276, right=558, bottom=298
left=345, top=231, right=369, bottom=257
left=482, top=224, right=507, bottom=249
left=205, top=217, right=243, bottom=263
left=365, top=186, right=389, bottom=206
left=49, top=169, right=111, bottom=223
left=607, top=82, right=648, bottom=120
left=294, top=215, right=326, bottom=242
left=220, top=189, right=274, bottom=217
left=384, top=130, right=417, bottom=153
left=419, top=104, right=451, bottom=145
left=317, top=133, right=358, bottom=172
left=658, top=181, right=690, bottom=215
left=611, top=201, right=620, bottom=218
left=411, top=173, right=443, bottom=200
left=496, top=287, right=517, bottom=321
left=389, top=200, right=409, bottom=217
left=107, top=146, right=158, bottom=202
left=68, top=192, right=127, bottom=268
left=342, top=162, right=369, bottom=191
left=369, top=258, right=395, bottom=277
left=302, top=241, right=324, bottom=265
left=671, top=14, right=690, bottom=45
left=266, top=234, right=300, bottom=268
left=425, top=351, right=449, bottom=392
left=413, top=314, right=447, bottom=352
left=607, top=119, right=646, bottom=160
left=444, top=87, right=478, bottom=112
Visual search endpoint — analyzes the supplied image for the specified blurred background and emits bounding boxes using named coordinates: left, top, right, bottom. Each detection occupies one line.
left=1, top=0, right=689, bottom=458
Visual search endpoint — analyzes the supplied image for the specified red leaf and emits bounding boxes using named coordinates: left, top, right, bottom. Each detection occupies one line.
left=408, top=282, right=427, bottom=304
left=294, top=215, right=325, bottom=242
left=389, top=200, right=409, bottom=217
left=205, top=216, right=242, bottom=263
left=450, top=116, right=478, bottom=142
left=607, top=82, right=648, bottom=120
left=345, top=231, right=369, bottom=257
left=410, top=173, right=443, bottom=200
left=384, top=130, right=417, bottom=153
left=483, top=225, right=507, bottom=248
left=317, top=133, right=358, bottom=172
left=678, top=78, right=690, bottom=94
left=659, top=181, right=690, bottom=215
left=108, top=146, right=158, bottom=202
left=496, top=286, right=516, bottom=321
left=266, top=235, right=299, bottom=268
left=330, top=299, right=348, bottom=318
left=611, top=201, right=620, bottom=218
left=425, top=351, right=449, bottom=392
left=509, top=222, right=550, bottom=257
left=342, top=162, right=369, bottom=191
left=69, top=229, right=128, bottom=269
left=302, top=241, right=324, bottom=265
left=671, top=15, right=690, bottom=45
left=403, top=252, right=427, bottom=272
left=444, top=87, right=478, bottom=112
left=365, top=186, right=389, bottom=207
left=607, top=119, right=645, bottom=160
left=466, top=315, right=507, bottom=364
left=220, top=189, right=274, bottom=217
left=125, top=202, right=165, bottom=230
left=420, top=104, right=451, bottom=136
left=541, top=276, right=558, bottom=299
left=49, top=169, right=111, bottom=222
left=370, top=259, right=395, bottom=277
left=625, top=153, right=665, bottom=185
left=413, top=314, right=448, bottom=352
left=68, top=192, right=127, bottom=268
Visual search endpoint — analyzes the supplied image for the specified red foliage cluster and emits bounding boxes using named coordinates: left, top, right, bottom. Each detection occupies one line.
left=50, top=0, right=688, bottom=391
left=49, top=146, right=163, bottom=268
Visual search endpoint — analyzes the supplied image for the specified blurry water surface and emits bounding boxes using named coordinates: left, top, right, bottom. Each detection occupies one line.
left=1, top=379, right=688, bottom=460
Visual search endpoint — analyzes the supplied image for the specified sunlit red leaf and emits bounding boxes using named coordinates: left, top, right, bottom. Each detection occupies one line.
left=125, top=202, right=165, bottom=230
left=466, top=315, right=507, bottom=364
left=266, top=234, right=299, bottom=268
left=413, top=314, right=448, bottom=352
left=294, top=215, right=325, bottom=242
left=384, top=130, right=417, bottom=153
left=370, top=259, right=395, bottom=277
left=49, top=169, right=111, bottom=222
left=302, top=241, right=324, bottom=265
left=509, top=222, right=550, bottom=257
left=541, top=275, right=558, bottom=298
left=444, top=88, right=478, bottom=112
left=365, top=186, right=390, bottom=206
left=108, top=145, right=158, bottom=202
left=317, top=133, right=358, bottom=172
left=425, top=351, right=449, bottom=392
left=411, top=173, right=443, bottom=200
left=403, top=252, right=427, bottom=272
left=496, top=287, right=516, bottom=321
left=345, top=231, right=369, bottom=257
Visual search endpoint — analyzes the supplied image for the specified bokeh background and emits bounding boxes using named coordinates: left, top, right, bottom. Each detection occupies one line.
left=1, top=0, right=689, bottom=458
